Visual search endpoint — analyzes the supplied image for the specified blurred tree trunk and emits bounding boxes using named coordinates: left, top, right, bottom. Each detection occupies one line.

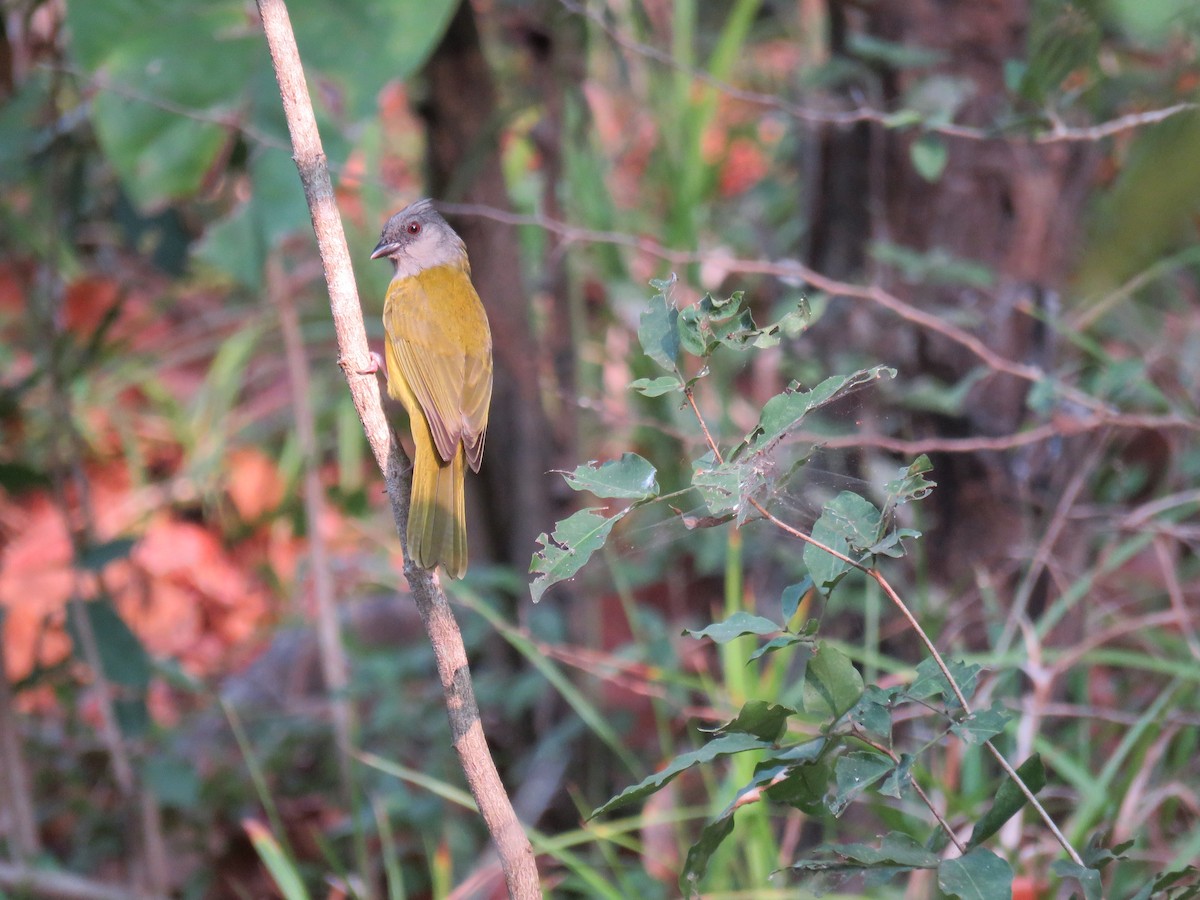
left=817, top=0, right=1099, bottom=602
left=420, top=1, right=558, bottom=574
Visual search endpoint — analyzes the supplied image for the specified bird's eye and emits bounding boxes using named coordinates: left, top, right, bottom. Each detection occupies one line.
left=406, top=221, right=421, bottom=235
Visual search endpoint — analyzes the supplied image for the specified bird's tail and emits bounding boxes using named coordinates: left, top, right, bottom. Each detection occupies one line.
left=408, top=428, right=467, bottom=579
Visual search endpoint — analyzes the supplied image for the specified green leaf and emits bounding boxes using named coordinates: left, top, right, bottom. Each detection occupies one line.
left=245, top=820, right=311, bottom=900
left=758, top=737, right=828, bottom=770
left=882, top=108, right=925, bottom=129
left=67, top=2, right=261, bottom=208
left=1080, top=832, right=1133, bottom=870
left=780, top=578, right=812, bottom=622
left=803, top=492, right=883, bottom=595
left=638, top=279, right=680, bottom=372
left=68, top=598, right=152, bottom=690
left=879, top=752, right=914, bottom=799
left=743, top=367, right=896, bottom=453
left=710, top=700, right=796, bottom=742
left=747, top=633, right=811, bottom=663
left=590, top=733, right=773, bottom=818
left=1050, top=860, right=1102, bottom=900
left=802, top=644, right=864, bottom=721
left=950, top=701, right=1012, bottom=745
left=967, top=754, right=1047, bottom=849
left=884, top=455, right=937, bottom=507
left=287, top=0, right=458, bottom=121
left=691, top=454, right=745, bottom=516
left=629, top=376, right=681, bottom=397
left=907, top=656, right=981, bottom=706
left=77, top=537, right=138, bottom=572
left=1129, top=865, right=1200, bottom=900
left=680, top=814, right=735, bottom=893
left=830, top=751, right=894, bottom=815
left=938, top=847, right=1014, bottom=900
left=66, top=0, right=457, bottom=211
left=676, top=304, right=714, bottom=357
left=791, top=831, right=939, bottom=875
left=563, top=453, right=659, bottom=500
left=683, top=612, right=780, bottom=644
left=530, top=507, right=626, bottom=603
left=824, top=492, right=884, bottom=552
left=193, top=150, right=314, bottom=288
left=113, top=696, right=147, bottom=738
left=845, top=685, right=898, bottom=743
left=763, top=758, right=830, bottom=814
left=868, top=526, right=921, bottom=559
left=910, top=132, right=949, bottom=182
left=901, top=371, right=989, bottom=416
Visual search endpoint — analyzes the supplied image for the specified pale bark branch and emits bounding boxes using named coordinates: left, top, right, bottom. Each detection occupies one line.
left=253, top=2, right=541, bottom=896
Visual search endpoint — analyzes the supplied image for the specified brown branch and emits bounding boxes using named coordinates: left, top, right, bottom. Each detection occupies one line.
left=851, top=728, right=966, bottom=854
left=253, top=1, right=541, bottom=896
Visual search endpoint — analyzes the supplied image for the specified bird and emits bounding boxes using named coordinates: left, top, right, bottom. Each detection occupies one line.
left=368, top=199, right=493, bottom=578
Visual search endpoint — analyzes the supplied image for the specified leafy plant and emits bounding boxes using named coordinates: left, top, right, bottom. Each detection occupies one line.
left=527, top=279, right=1176, bottom=897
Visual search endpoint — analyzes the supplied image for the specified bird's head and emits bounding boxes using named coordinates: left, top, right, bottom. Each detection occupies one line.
left=370, top=199, right=468, bottom=278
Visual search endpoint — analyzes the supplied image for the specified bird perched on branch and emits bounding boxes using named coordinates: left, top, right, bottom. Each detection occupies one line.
left=366, top=199, right=493, bottom=578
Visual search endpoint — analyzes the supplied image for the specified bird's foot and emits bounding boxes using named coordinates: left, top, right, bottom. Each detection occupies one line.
left=347, top=350, right=385, bottom=376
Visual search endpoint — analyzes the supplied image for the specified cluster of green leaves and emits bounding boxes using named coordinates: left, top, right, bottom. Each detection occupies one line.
left=592, top=640, right=1025, bottom=897
left=530, top=277, right=894, bottom=602
left=528, top=281, right=1178, bottom=897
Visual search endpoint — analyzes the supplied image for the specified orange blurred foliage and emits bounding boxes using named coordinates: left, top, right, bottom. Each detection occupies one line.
left=0, top=460, right=278, bottom=695
left=226, top=446, right=286, bottom=522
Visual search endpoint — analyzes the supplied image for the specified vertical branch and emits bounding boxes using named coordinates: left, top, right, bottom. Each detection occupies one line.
left=254, top=2, right=542, bottom=896
left=268, top=253, right=367, bottom=884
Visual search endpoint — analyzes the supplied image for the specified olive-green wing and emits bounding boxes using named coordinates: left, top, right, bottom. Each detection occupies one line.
left=383, top=267, right=491, bottom=468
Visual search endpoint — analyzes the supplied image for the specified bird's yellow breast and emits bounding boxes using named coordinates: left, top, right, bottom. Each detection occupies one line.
left=382, top=262, right=492, bottom=471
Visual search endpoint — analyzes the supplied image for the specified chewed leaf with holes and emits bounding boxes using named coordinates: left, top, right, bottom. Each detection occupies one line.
left=530, top=507, right=627, bottom=603
left=803, top=491, right=884, bottom=595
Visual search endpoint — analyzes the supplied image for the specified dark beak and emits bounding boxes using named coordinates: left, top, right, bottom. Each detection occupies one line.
left=370, top=240, right=399, bottom=260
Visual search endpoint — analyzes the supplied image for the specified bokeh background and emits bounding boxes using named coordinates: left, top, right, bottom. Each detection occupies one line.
left=2, top=0, right=1200, bottom=896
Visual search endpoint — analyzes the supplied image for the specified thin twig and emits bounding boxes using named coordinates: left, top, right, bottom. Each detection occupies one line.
left=254, top=2, right=541, bottom=896
left=851, top=729, right=966, bottom=854
left=1153, top=536, right=1200, bottom=662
